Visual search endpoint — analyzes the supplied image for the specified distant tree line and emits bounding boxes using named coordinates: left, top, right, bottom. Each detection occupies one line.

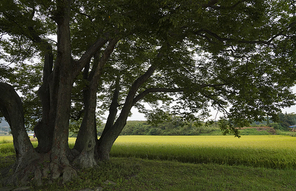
left=2, top=112, right=295, bottom=137
left=96, top=116, right=218, bottom=136
left=63, top=112, right=296, bottom=137
left=251, top=113, right=296, bottom=131
left=98, top=112, right=296, bottom=136
left=271, top=113, right=296, bottom=130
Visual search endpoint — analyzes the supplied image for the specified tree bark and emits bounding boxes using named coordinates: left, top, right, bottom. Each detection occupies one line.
left=0, top=82, right=39, bottom=185
left=72, top=77, right=98, bottom=168
left=1, top=0, right=115, bottom=186
left=47, top=0, right=77, bottom=182
left=74, top=40, right=118, bottom=168
left=0, top=83, right=36, bottom=161
left=102, top=76, right=120, bottom=137
left=35, top=44, right=54, bottom=153
left=97, top=65, right=157, bottom=160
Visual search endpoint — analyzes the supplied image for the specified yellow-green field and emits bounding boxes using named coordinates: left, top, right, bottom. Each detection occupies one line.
left=1, top=135, right=296, bottom=169
left=110, top=135, right=296, bottom=169
left=113, top=135, right=296, bottom=149
left=0, top=136, right=13, bottom=143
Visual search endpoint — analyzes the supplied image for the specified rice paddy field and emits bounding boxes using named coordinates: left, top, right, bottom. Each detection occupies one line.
left=110, top=135, right=296, bottom=169
left=1, top=135, right=296, bottom=169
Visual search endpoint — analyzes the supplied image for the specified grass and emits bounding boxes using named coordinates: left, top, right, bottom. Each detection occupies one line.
left=30, top=157, right=296, bottom=191
left=276, top=130, right=296, bottom=137
left=1, top=135, right=296, bottom=190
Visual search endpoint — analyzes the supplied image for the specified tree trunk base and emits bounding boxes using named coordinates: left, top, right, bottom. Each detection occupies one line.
left=1, top=153, right=77, bottom=187
left=97, top=148, right=110, bottom=161
left=73, top=150, right=97, bottom=169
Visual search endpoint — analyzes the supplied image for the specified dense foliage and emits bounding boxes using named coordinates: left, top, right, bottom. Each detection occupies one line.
left=249, top=113, right=296, bottom=130
left=0, top=0, right=296, bottom=186
left=273, top=112, right=296, bottom=130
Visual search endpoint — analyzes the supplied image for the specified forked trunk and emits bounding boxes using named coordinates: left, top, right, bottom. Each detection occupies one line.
left=75, top=40, right=118, bottom=162
left=1, top=0, right=112, bottom=186
left=97, top=65, right=157, bottom=160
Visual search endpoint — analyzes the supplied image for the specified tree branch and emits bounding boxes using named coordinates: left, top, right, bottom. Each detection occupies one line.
left=91, top=39, right=119, bottom=80
left=133, top=83, right=226, bottom=105
left=133, top=88, right=184, bottom=105
left=74, top=35, right=109, bottom=76
left=195, top=29, right=285, bottom=45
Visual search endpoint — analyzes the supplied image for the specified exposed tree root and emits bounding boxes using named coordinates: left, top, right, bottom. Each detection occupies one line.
left=1, top=153, right=77, bottom=187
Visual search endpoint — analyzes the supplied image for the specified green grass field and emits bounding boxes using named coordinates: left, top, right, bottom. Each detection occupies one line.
left=1, top=135, right=296, bottom=190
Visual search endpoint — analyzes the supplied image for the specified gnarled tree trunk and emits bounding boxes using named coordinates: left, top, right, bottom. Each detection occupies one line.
left=0, top=82, right=39, bottom=185
left=1, top=0, right=77, bottom=186
left=45, top=0, right=77, bottom=182
left=35, top=44, right=55, bottom=153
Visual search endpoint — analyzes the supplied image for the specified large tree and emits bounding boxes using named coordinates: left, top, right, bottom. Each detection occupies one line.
left=0, top=0, right=295, bottom=186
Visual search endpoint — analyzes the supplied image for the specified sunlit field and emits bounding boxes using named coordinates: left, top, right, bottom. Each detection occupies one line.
left=1, top=135, right=296, bottom=169
left=0, top=136, right=13, bottom=144
left=110, top=135, right=296, bottom=169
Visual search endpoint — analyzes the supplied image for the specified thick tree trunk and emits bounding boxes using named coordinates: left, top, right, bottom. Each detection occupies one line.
left=1, top=0, right=115, bottom=186
left=49, top=77, right=77, bottom=182
left=74, top=40, right=118, bottom=168
left=39, top=0, right=77, bottom=183
left=73, top=80, right=98, bottom=168
left=0, top=82, right=39, bottom=185
left=0, top=0, right=78, bottom=183
left=0, top=83, right=36, bottom=161
left=97, top=65, right=157, bottom=160
left=73, top=62, right=97, bottom=168
left=35, top=45, right=54, bottom=153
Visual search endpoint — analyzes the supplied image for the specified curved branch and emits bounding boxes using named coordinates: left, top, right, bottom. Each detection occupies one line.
left=195, top=29, right=286, bottom=46
left=91, top=39, right=119, bottom=79
left=73, top=36, right=109, bottom=76
left=132, top=83, right=226, bottom=105
left=0, top=83, right=35, bottom=161
left=133, top=88, right=184, bottom=104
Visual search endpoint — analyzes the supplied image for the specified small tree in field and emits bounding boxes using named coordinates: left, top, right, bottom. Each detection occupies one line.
left=0, top=0, right=296, bottom=186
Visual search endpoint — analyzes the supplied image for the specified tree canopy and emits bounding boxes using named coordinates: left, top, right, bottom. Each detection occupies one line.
left=0, top=0, right=296, bottom=186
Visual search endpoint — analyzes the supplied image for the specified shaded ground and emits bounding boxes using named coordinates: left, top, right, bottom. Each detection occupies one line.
left=2, top=157, right=296, bottom=191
